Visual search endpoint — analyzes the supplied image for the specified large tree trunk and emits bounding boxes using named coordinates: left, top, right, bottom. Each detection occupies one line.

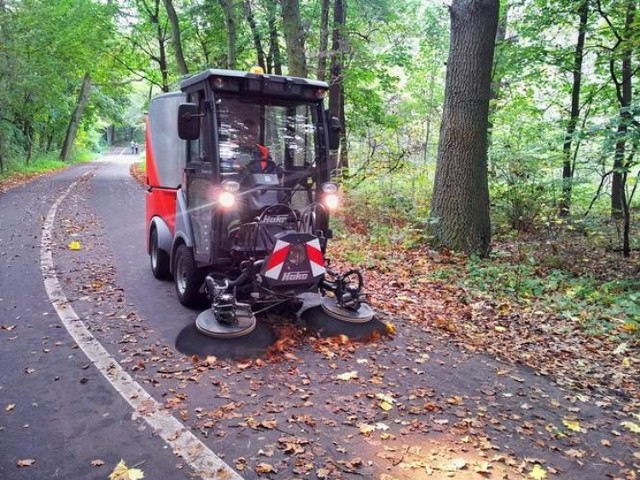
left=430, top=0, right=499, bottom=256
left=559, top=0, right=589, bottom=216
left=317, top=0, right=330, bottom=81
left=219, top=0, right=237, bottom=69
left=265, top=0, right=282, bottom=74
left=60, top=73, right=92, bottom=162
left=244, top=0, right=266, bottom=71
left=329, top=0, right=346, bottom=169
left=163, top=0, right=189, bottom=75
left=611, top=0, right=634, bottom=222
left=280, top=0, right=307, bottom=77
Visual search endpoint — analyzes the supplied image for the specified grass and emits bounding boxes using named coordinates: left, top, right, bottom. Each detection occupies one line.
left=0, top=149, right=96, bottom=188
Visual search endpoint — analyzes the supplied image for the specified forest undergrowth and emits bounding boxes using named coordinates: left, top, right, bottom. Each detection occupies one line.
left=332, top=189, right=640, bottom=410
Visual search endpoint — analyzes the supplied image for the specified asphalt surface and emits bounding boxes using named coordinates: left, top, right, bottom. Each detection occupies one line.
left=1, top=150, right=638, bottom=480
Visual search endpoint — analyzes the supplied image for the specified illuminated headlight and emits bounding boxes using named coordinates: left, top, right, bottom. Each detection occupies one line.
left=324, top=193, right=339, bottom=210
left=321, top=182, right=338, bottom=194
left=219, top=191, right=236, bottom=208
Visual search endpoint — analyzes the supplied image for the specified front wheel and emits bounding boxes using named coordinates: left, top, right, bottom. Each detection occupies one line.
left=174, top=244, right=205, bottom=307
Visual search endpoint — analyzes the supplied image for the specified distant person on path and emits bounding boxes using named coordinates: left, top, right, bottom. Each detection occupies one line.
left=130, top=140, right=135, bottom=154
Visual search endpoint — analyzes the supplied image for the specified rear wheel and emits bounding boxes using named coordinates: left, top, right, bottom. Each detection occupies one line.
left=150, top=228, right=171, bottom=279
left=174, top=244, right=205, bottom=307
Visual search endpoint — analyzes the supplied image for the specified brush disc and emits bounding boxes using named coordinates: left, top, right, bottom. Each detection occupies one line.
left=195, top=309, right=257, bottom=338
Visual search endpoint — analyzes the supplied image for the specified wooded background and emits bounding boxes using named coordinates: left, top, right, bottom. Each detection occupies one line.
left=0, top=0, right=638, bottom=257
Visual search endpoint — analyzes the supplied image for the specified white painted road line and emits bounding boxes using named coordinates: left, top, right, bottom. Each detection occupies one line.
left=40, top=172, right=243, bottom=480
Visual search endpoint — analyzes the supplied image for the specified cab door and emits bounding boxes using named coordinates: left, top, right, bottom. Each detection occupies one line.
left=184, top=90, right=215, bottom=264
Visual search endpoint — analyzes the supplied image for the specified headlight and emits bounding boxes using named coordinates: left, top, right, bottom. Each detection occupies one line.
left=324, top=193, right=339, bottom=210
left=222, top=180, right=240, bottom=192
left=321, top=182, right=338, bottom=194
left=219, top=191, right=236, bottom=208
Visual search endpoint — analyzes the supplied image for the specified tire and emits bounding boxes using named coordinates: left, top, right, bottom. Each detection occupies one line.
left=150, top=228, right=171, bottom=280
left=174, top=244, right=205, bottom=308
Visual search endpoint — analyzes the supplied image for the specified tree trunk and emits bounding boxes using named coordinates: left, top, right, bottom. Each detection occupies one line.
left=266, top=0, right=282, bottom=74
left=430, top=0, right=499, bottom=256
left=163, top=0, right=189, bottom=75
left=219, top=0, right=237, bottom=69
left=329, top=0, right=345, bottom=169
left=317, top=0, right=330, bottom=81
left=487, top=2, right=508, bottom=145
left=244, top=0, right=266, bottom=71
left=280, top=0, right=307, bottom=77
left=559, top=0, right=588, bottom=216
left=60, top=73, right=92, bottom=162
left=611, top=0, right=634, bottom=221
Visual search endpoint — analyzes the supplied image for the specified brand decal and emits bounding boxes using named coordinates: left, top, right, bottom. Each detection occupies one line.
left=262, top=214, right=289, bottom=224
left=281, top=271, right=309, bottom=282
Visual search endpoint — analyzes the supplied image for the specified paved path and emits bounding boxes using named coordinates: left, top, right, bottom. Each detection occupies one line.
left=0, top=150, right=637, bottom=479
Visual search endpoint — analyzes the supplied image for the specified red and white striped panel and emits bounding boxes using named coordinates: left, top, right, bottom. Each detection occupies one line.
left=306, top=238, right=325, bottom=277
left=264, top=240, right=290, bottom=280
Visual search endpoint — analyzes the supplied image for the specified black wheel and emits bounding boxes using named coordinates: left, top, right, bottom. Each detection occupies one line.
left=150, top=228, right=171, bottom=280
left=174, top=244, right=205, bottom=307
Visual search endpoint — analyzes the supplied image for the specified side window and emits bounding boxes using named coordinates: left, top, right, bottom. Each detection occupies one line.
left=187, top=91, right=206, bottom=163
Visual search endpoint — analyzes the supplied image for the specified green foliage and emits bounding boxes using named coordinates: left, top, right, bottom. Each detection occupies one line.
left=454, top=252, right=640, bottom=340
left=340, top=169, right=433, bottom=247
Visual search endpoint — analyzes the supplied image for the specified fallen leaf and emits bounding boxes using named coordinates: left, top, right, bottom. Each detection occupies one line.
left=562, top=419, right=581, bottom=432
left=255, top=463, right=276, bottom=474
left=17, top=458, right=35, bottom=467
left=109, top=459, right=145, bottom=480
left=91, top=459, right=105, bottom=467
left=621, top=421, right=640, bottom=434
left=5, top=404, right=15, bottom=412
left=358, top=423, right=375, bottom=435
left=379, top=401, right=393, bottom=411
left=336, top=371, right=358, bottom=381
left=68, top=241, right=82, bottom=250
left=529, top=464, right=547, bottom=479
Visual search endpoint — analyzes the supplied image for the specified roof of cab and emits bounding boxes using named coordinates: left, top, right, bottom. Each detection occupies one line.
left=179, top=68, right=329, bottom=91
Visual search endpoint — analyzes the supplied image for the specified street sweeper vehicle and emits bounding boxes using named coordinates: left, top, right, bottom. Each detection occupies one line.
left=145, top=68, right=374, bottom=338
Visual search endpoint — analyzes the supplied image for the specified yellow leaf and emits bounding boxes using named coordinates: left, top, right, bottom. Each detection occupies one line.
left=358, top=423, right=375, bottom=435
left=494, top=325, right=507, bottom=332
left=621, top=421, right=640, bottom=434
left=68, top=241, right=82, bottom=251
left=385, top=322, right=396, bottom=335
left=379, top=401, right=393, bottom=411
left=529, top=464, right=547, bottom=479
left=109, top=460, right=145, bottom=480
left=336, top=371, right=358, bottom=381
left=562, top=419, right=581, bottom=432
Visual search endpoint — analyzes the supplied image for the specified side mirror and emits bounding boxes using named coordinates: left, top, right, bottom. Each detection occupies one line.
left=326, top=112, right=341, bottom=150
left=177, top=103, right=201, bottom=140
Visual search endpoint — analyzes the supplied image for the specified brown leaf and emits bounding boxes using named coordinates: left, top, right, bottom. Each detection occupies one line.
left=255, top=463, right=276, bottom=474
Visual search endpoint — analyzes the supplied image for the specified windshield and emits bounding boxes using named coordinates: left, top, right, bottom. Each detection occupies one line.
left=216, top=95, right=321, bottom=175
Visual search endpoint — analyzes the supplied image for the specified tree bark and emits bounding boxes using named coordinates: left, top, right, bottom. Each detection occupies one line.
left=317, top=0, right=330, bottom=81
left=243, top=0, right=266, bottom=71
left=60, top=73, right=92, bottom=162
left=611, top=0, right=634, bottom=222
left=219, top=0, right=237, bottom=69
left=559, top=0, right=589, bottom=216
left=430, top=0, right=499, bottom=256
left=280, top=0, right=307, bottom=77
left=329, top=0, right=346, bottom=169
left=163, top=0, right=189, bottom=75
left=265, top=0, right=282, bottom=74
